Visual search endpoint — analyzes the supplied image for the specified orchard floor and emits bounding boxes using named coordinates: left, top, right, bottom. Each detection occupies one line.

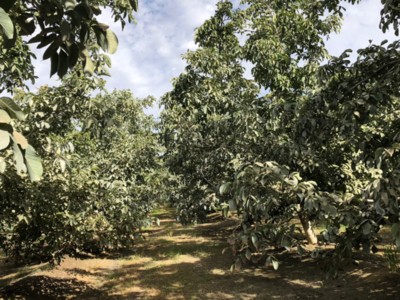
left=1, top=211, right=399, bottom=300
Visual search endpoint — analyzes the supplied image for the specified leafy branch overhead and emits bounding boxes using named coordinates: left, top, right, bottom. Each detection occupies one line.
left=0, top=0, right=138, bottom=182
left=0, top=97, right=42, bottom=181
left=0, top=0, right=138, bottom=83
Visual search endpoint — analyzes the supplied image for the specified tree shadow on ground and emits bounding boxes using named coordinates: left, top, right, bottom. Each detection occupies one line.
left=107, top=259, right=398, bottom=299
left=0, top=275, right=110, bottom=300
left=1, top=214, right=399, bottom=299
left=95, top=229, right=400, bottom=299
left=0, top=259, right=50, bottom=289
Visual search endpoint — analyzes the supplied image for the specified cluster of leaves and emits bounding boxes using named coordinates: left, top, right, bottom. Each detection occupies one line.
left=0, top=96, right=43, bottom=182
left=0, top=0, right=139, bottom=187
left=161, top=1, right=260, bottom=224
left=0, top=74, right=167, bottom=263
left=0, top=0, right=138, bottom=89
left=161, top=0, right=400, bottom=275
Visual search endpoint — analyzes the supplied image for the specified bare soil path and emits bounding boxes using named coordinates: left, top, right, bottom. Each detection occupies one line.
left=0, top=210, right=399, bottom=299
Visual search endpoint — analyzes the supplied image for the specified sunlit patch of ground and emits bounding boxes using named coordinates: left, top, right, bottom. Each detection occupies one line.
left=1, top=209, right=400, bottom=299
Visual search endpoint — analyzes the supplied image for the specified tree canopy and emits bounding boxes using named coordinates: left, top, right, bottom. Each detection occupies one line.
left=0, top=0, right=170, bottom=263
left=1, top=73, right=167, bottom=263
left=1, top=0, right=400, bottom=279
left=161, top=0, right=400, bottom=275
left=0, top=0, right=138, bottom=91
left=0, top=0, right=138, bottom=182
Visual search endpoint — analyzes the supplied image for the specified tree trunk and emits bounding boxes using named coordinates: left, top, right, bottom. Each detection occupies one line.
left=298, top=213, right=318, bottom=245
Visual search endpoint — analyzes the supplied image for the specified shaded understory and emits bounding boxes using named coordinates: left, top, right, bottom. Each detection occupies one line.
left=0, top=211, right=399, bottom=299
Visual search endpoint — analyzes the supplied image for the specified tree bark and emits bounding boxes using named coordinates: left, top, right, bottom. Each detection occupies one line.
left=298, top=213, right=318, bottom=245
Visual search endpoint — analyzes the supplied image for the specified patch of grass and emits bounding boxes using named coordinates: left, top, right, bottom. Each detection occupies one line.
left=193, top=250, right=210, bottom=258
left=314, top=222, right=347, bottom=234
left=164, top=249, right=183, bottom=259
left=150, top=206, right=176, bottom=218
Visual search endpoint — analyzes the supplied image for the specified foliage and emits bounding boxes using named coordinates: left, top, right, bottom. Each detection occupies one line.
left=384, top=244, right=400, bottom=273
left=0, top=0, right=138, bottom=91
left=0, top=75, right=167, bottom=263
left=161, top=1, right=259, bottom=224
left=0, top=96, right=43, bottom=181
left=0, top=0, right=138, bottom=183
left=161, top=0, right=400, bottom=274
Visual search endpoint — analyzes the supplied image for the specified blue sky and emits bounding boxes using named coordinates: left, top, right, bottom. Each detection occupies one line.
left=31, top=0, right=396, bottom=116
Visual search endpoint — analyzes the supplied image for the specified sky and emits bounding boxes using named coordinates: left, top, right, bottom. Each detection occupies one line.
left=30, top=0, right=397, bottom=117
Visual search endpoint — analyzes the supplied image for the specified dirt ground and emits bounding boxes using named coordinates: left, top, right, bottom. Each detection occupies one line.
left=0, top=211, right=399, bottom=299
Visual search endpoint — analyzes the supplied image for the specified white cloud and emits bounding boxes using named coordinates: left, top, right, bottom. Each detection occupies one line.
left=325, top=0, right=396, bottom=58
left=28, top=1, right=397, bottom=117
left=103, top=0, right=219, bottom=101
left=28, top=1, right=219, bottom=94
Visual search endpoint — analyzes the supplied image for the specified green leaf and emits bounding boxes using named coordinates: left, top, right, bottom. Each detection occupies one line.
left=68, top=43, right=80, bottom=68
left=281, top=236, right=292, bottom=250
left=219, top=182, right=230, bottom=195
left=0, top=97, right=25, bottom=120
left=392, top=223, right=400, bottom=239
left=50, top=52, right=59, bottom=77
left=0, top=7, right=14, bottom=39
left=362, top=221, right=371, bottom=236
left=2, top=21, right=16, bottom=48
left=251, top=233, right=259, bottom=250
left=13, top=131, right=28, bottom=150
left=59, top=159, right=66, bottom=173
left=94, top=27, right=107, bottom=52
left=98, top=66, right=111, bottom=77
left=228, top=199, right=237, bottom=211
left=57, top=49, right=69, bottom=78
left=17, top=214, right=28, bottom=224
left=84, top=56, right=95, bottom=75
left=74, top=2, right=92, bottom=20
left=37, top=34, right=57, bottom=49
left=271, top=257, right=279, bottom=270
left=80, top=22, right=89, bottom=43
left=245, top=248, right=252, bottom=260
left=60, top=20, right=71, bottom=42
left=64, top=0, right=76, bottom=11
left=266, top=256, right=279, bottom=270
left=0, top=109, right=11, bottom=123
left=103, top=55, right=112, bottom=68
left=105, top=29, right=118, bottom=54
left=25, top=145, right=43, bottom=182
left=43, top=40, right=60, bottom=60
left=18, top=19, right=35, bottom=36
left=28, top=33, right=44, bottom=44
left=92, top=5, right=101, bottom=16
left=96, top=23, right=109, bottom=31
left=129, top=0, right=138, bottom=11
left=0, top=129, right=10, bottom=150
left=13, top=141, right=26, bottom=175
